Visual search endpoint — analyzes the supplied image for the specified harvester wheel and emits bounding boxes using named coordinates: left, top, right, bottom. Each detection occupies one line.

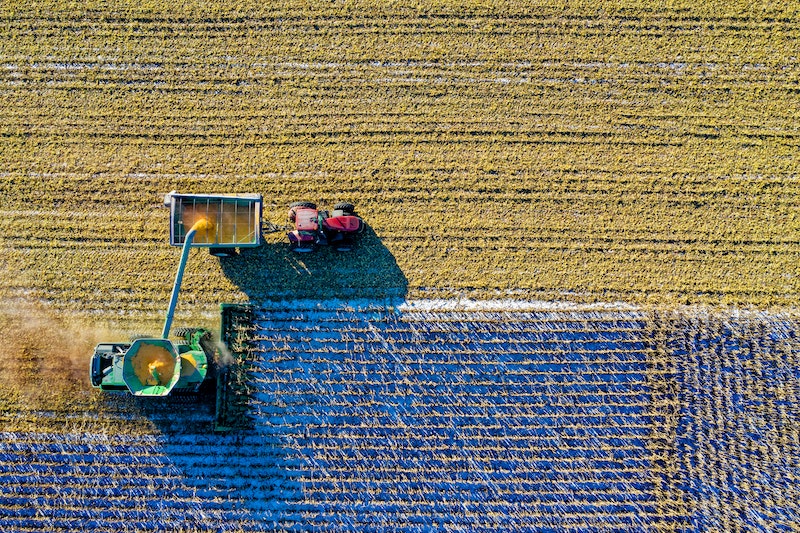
left=174, top=327, right=202, bottom=338
left=334, top=202, right=356, bottom=215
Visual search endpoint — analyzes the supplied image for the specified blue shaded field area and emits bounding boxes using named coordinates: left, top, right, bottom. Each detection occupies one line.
left=0, top=302, right=798, bottom=532
left=249, top=304, right=664, bottom=532
left=670, top=313, right=800, bottom=531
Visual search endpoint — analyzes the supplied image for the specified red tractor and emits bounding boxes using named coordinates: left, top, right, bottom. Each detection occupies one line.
left=287, top=201, right=365, bottom=252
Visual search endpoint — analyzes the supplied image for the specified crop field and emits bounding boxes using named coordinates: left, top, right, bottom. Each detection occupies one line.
left=1, top=0, right=800, bottom=325
left=1, top=1, right=800, bottom=531
left=1, top=301, right=799, bottom=531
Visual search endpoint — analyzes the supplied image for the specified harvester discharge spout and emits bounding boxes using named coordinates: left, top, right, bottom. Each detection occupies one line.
left=162, top=218, right=213, bottom=339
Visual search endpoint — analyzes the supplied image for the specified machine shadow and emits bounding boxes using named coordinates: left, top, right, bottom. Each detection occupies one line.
left=218, top=224, right=408, bottom=303
left=113, top=225, right=409, bottom=528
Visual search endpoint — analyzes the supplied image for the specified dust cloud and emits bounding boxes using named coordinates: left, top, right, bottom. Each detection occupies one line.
left=0, top=300, right=111, bottom=396
left=215, top=340, right=235, bottom=368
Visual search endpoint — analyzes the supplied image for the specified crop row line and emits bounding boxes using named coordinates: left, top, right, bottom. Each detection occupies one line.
left=0, top=129, right=696, bottom=147
left=252, top=421, right=656, bottom=435
left=251, top=350, right=654, bottom=361
left=252, top=327, right=652, bottom=337
left=250, top=408, right=655, bottom=421
left=248, top=421, right=655, bottom=433
left=5, top=10, right=798, bottom=26
left=3, top=66, right=797, bottom=83
left=23, top=105, right=774, bottom=128
left=3, top=168, right=797, bottom=184
left=252, top=338, right=653, bottom=348
left=253, top=346, right=654, bottom=356
left=250, top=369, right=656, bottom=379
left=256, top=312, right=649, bottom=322
left=251, top=330, right=655, bottom=340
left=6, top=111, right=798, bottom=131
left=252, top=399, right=654, bottom=412
left=252, top=319, right=649, bottom=328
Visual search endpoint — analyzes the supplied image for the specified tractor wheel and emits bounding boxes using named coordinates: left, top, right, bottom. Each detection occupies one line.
left=288, top=202, right=316, bottom=222
left=334, top=202, right=356, bottom=215
left=290, top=241, right=315, bottom=253
left=290, top=201, right=316, bottom=209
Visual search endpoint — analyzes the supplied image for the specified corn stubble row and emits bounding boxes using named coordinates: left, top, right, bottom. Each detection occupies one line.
left=1, top=2, right=799, bottom=317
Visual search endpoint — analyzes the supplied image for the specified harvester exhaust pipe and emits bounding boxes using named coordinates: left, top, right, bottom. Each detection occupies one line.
left=161, top=218, right=213, bottom=339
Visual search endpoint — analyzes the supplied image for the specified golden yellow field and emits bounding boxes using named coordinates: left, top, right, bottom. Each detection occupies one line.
left=1, top=4, right=800, bottom=529
left=1, top=0, right=799, bottom=332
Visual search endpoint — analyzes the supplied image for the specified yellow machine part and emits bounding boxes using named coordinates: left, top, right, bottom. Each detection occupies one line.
left=180, top=354, right=199, bottom=377
left=131, top=344, right=176, bottom=387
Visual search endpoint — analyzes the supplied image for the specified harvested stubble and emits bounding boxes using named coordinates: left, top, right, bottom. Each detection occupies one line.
left=1, top=1, right=799, bottom=323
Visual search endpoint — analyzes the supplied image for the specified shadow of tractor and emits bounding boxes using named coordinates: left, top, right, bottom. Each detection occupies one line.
left=95, top=221, right=407, bottom=434
left=218, top=224, right=408, bottom=303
